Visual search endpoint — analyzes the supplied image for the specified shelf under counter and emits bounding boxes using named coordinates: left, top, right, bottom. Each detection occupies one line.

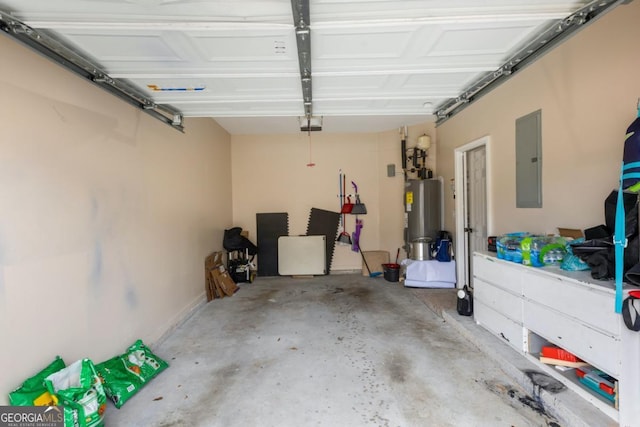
left=473, top=251, right=640, bottom=426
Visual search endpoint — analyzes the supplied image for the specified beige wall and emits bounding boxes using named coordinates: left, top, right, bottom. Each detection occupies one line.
left=0, top=35, right=232, bottom=404
left=436, top=2, right=640, bottom=237
left=231, top=122, right=435, bottom=271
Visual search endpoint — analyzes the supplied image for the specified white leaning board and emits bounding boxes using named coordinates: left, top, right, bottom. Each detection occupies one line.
left=278, top=236, right=326, bottom=275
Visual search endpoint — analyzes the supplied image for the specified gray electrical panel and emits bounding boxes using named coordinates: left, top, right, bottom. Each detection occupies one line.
left=516, top=109, right=542, bottom=208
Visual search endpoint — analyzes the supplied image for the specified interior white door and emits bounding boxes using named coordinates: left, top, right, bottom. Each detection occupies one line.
left=465, top=146, right=488, bottom=288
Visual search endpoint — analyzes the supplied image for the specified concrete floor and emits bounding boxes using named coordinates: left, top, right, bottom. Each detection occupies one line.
left=104, top=274, right=563, bottom=427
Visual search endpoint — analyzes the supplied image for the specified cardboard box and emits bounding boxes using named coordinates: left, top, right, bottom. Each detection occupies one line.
left=361, top=250, right=390, bottom=276
left=557, top=228, right=584, bottom=239
left=205, top=251, right=226, bottom=301
left=210, top=266, right=238, bottom=297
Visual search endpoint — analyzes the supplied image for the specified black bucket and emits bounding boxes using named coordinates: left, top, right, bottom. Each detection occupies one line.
left=382, top=263, right=400, bottom=282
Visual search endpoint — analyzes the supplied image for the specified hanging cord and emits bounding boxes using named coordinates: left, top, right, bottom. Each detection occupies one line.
left=306, top=117, right=315, bottom=167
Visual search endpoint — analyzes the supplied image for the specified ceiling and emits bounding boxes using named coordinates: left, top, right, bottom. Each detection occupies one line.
left=0, top=0, right=610, bottom=134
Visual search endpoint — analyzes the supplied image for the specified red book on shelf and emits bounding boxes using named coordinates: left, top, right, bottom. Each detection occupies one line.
left=540, top=345, right=583, bottom=363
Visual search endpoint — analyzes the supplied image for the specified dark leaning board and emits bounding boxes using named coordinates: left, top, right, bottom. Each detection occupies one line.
left=256, top=213, right=289, bottom=277
left=306, top=208, right=341, bottom=274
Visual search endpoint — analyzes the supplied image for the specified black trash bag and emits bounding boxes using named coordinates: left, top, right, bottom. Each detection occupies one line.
left=626, top=235, right=640, bottom=270
left=604, top=190, right=638, bottom=237
left=580, top=191, right=639, bottom=281
left=587, top=250, right=614, bottom=280
left=584, top=224, right=610, bottom=240
left=625, top=263, right=640, bottom=287
left=625, top=202, right=638, bottom=238
left=623, top=235, right=640, bottom=285
left=571, top=238, right=613, bottom=262
left=586, top=235, right=639, bottom=281
left=223, top=227, right=258, bottom=255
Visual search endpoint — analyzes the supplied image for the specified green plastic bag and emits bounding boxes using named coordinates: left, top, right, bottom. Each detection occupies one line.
left=9, top=356, right=66, bottom=406
left=44, top=359, right=107, bottom=427
left=96, top=339, right=168, bottom=409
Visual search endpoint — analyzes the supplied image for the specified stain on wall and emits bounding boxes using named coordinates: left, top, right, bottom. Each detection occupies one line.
left=125, top=283, right=139, bottom=309
left=90, top=240, right=103, bottom=286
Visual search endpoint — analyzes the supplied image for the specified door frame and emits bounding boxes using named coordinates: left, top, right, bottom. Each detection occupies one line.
left=454, top=136, right=493, bottom=289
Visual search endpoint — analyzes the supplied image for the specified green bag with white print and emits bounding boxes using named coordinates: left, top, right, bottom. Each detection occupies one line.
left=95, top=339, right=168, bottom=408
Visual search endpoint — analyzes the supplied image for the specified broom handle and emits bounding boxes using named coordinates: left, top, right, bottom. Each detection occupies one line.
left=343, top=173, right=346, bottom=203
left=338, top=171, right=343, bottom=228
left=343, top=173, right=347, bottom=230
left=360, top=249, right=372, bottom=275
